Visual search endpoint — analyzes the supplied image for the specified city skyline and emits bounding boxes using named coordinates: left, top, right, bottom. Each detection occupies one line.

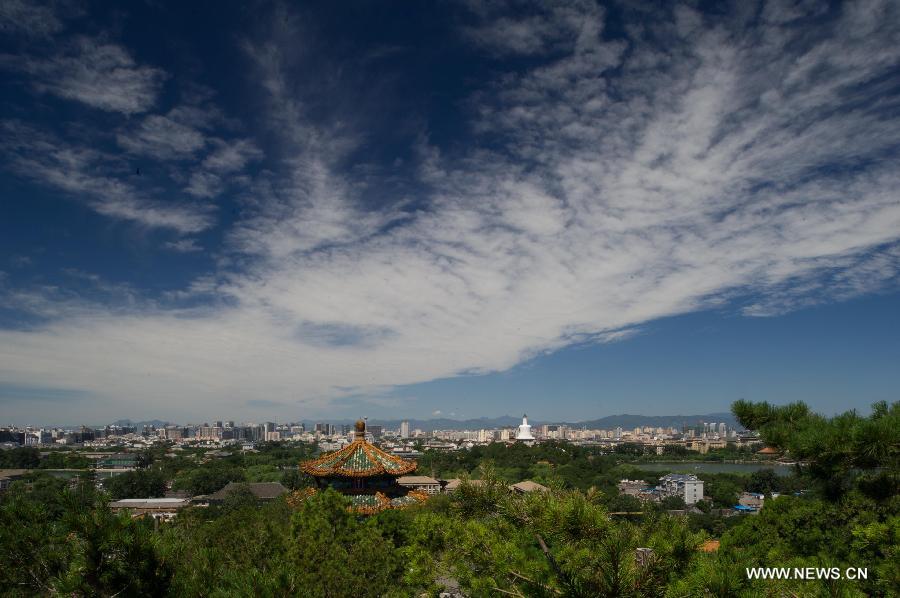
left=1, top=410, right=742, bottom=430
left=2, top=1, right=899, bottom=424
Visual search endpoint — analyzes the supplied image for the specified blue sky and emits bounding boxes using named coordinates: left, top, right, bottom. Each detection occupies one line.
left=1, top=0, right=898, bottom=425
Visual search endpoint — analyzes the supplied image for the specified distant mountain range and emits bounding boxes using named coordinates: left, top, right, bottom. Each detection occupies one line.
left=102, top=413, right=740, bottom=432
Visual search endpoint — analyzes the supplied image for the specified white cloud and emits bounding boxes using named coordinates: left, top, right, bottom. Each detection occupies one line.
left=184, top=171, right=224, bottom=198
left=0, top=120, right=214, bottom=233
left=230, top=27, right=401, bottom=258
left=0, top=0, right=67, bottom=37
left=462, top=0, right=605, bottom=57
left=1, top=1, right=899, bottom=422
left=9, top=255, right=33, bottom=268
left=6, top=36, right=166, bottom=114
left=202, top=139, right=264, bottom=173
left=117, top=114, right=206, bottom=160
left=184, top=138, right=263, bottom=198
left=164, top=239, right=204, bottom=253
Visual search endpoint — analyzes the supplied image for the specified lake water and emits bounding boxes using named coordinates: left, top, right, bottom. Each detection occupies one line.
left=626, top=461, right=796, bottom=477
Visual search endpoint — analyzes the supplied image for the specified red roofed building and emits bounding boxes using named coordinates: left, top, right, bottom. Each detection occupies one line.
left=757, top=446, right=781, bottom=458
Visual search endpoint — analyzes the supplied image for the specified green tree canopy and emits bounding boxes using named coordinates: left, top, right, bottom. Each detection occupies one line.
left=733, top=399, right=900, bottom=499
left=173, top=465, right=246, bottom=496
left=104, top=469, right=167, bottom=499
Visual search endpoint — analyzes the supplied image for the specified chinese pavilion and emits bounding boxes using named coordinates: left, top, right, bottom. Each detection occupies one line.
left=294, top=419, right=428, bottom=515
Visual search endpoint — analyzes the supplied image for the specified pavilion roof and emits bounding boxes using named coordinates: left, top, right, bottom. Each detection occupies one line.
left=302, top=431, right=417, bottom=478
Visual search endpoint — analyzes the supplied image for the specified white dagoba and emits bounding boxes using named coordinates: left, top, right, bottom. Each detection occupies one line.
left=516, top=413, right=535, bottom=442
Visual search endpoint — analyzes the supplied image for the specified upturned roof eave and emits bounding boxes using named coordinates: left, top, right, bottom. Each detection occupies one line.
left=301, top=439, right=417, bottom=478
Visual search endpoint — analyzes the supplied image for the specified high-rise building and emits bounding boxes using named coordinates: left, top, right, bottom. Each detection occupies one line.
left=399, top=420, right=410, bottom=438
left=197, top=426, right=223, bottom=440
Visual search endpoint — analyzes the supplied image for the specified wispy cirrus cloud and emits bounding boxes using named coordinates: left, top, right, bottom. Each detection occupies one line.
left=0, top=7, right=259, bottom=235
left=230, top=18, right=404, bottom=258
left=202, top=139, right=264, bottom=173
left=461, top=0, right=605, bottom=57
left=117, top=114, right=206, bottom=160
left=184, top=138, right=263, bottom=198
left=163, top=238, right=204, bottom=253
left=0, top=120, right=215, bottom=233
left=3, top=36, right=166, bottom=114
left=184, top=171, right=224, bottom=199
left=0, top=0, right=69, bottom=38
